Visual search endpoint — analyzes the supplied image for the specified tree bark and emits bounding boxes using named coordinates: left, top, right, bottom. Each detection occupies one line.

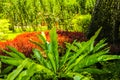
left=87, top=0, right=120, bottom=43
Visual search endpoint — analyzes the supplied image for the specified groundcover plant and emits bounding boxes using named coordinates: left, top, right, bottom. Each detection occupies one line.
left=0, top=27, right=120, bottom=80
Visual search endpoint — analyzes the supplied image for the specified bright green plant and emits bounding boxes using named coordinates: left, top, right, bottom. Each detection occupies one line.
left=0, top=19, right=11, bottom=33
left=0, top=19, right=11, bottom=40
left=71, top=14, right=91, bottom=32
left=1, top=27, right=120, bottom=80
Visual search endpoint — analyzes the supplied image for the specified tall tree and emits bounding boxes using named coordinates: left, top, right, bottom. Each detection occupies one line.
left=87, top=0, right=120, bottom=44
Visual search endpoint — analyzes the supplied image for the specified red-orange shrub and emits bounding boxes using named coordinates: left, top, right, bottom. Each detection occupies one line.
left=0, top=31, right=87, bottom=57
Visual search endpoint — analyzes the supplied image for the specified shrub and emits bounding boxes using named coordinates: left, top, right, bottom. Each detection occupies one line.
left=0, top=32, right=41, bottom=57
left=0, top=31, right=87, bottom=57
left=0, top=28, right=120, bottom=80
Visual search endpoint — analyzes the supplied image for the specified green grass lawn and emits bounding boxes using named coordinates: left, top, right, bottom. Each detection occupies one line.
left=0, top=32, right=21, bottom=42
left=0, top=26, right=48, bottom=42
left=6, top=32, right=21, bottom=40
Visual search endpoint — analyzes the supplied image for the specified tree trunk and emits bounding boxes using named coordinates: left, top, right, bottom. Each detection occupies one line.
left=87, top=0, right=120, bottom=44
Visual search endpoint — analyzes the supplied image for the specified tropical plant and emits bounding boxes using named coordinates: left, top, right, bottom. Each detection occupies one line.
left=0, top=27, right=120, bottom=80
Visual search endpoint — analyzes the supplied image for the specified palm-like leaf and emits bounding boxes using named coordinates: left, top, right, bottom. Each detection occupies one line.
left=6, top=59, right=29, bottom=80
left=1, top=27, right=120, bottom=80
left=49, top=28, right=59, bottom=71
left=6, top=46, right=26, bottom=59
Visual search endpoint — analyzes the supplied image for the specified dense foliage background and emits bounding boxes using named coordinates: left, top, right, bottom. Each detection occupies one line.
left=0, top=0, right=120, bottom=80
left=0, top=0, right=95, bottom=32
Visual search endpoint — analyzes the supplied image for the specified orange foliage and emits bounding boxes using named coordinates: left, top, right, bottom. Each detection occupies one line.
left=0, top=31, right=87, bottom=57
